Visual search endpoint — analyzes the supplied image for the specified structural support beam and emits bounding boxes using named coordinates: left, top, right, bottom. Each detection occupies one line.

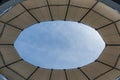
left=64, top=69, right=68, bottom=80
left=115, top=23, right=120, bottom=36
left=93, top=69, right=113, bottom=80
left=64, top=0, right=70, bottom=21
left=0, top=51, right=6, bottom=65
left=26, top=67, right=39, bottom=80
left=0, top=59, right=23, bottom=69
left=96, top=20, right=120, bottom=30
left=46, top=0, right=53, bottom=21
left=0, top=24, right=5, bottom=39
left=96, top=60, right=120, bottom=71
left=78, top=68, right=91, bottom=80
left=49, top=69, right=53, bottom=80
left=20, top=3, right=40, bottom=23
left=6, top=11, right=26, bottom=23
left=79, top=1, right=99, bottom=22
left=0, top=20, right=23, bottom=31
left=93, top=10, right=113, bottom=21
left=114, top=55, right=120, bottom=67
left=106, top=44, right=120, bottom=46
left=7, top=66, right=26, bottom=79
left=0, top=44, right=14, bottom=46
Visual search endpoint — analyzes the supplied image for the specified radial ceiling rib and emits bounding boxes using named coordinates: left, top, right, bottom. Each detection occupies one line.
left=50, top=5, right=67, bottom=20
left=0, top=44, right=13, bottom=46
left=78, top=68, right=91, bottom=80
left=93, top=69, right=113, bottom=80
left=96, top=19, right=120, bottom=30
left=64, top=69, right=69, bottom=80
left=46, top=0, right=53, bottom=21
left=116, top=58, right=120, bottom=70
left=6, top=23, right=23, bottom=31
left=79, top=1, right=99, bottom=22
left=64, top=0, right=70, bottom=21
left=19, top=3, right=40, bottom=23
left=115, top=23, right=120, bottom=36
left=0, top=51, right=6, bottom=66
left=28, top=4, right=90, bottom=10
left=7, top=66, right=26, bottom=79
left=96, top=60, right=120, bottom=71
left=28, top=5, right=48, bottom=11
left=0, top=24, right=21, bottom=44
left=0, top=59, right=23, bottom=69
left=6, top=11, right=26, bottom=23
left=95, top=69, right=120, bottom=80
left=49, top=69, right=53, bottom=80
left=114, top=55, right=120, bottom=67
left=69, top=4, right=89, bottom=9
left=106, top=44, right=120, bottom=46
left=0, top=20, right=23, bottom=31
left=92, top=10, right=113, bottom=22
left=0, top=60, right=25, bottom=79
left=81, top=62, right=112, bottom=80
left=66, top=69, right=89, bottom=80
left=26, top=67, right=39, bottom=80
left=0, top=24, right=5, bottom=39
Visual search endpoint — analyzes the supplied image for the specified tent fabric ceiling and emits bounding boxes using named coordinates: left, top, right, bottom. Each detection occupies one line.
left=0, top=0, right=120, bottom=80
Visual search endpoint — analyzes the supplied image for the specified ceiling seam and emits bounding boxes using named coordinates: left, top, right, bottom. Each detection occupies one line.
left=64, top=0, right=70, bottom=21
left=19, top=3, right=40, bottom=23
left=78, top=1, right=99, bottom=22
left=46, top=0, right=53, bottom=21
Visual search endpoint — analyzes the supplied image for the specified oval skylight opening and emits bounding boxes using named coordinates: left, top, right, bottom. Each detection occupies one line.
left=14, top=21, right=105, bottom=69
left=116, top=76, right=120, bottom=80
left=0, top=74, right=8, bottom=80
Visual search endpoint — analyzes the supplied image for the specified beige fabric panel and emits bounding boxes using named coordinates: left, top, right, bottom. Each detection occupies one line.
left=81, top=10, right=112, bottom=29
left=0, top=45, right=21, bottom=65
left=0, top=22, right=4, bottom=34
left=22, top=0, right=47, bottom=9
left=0, top=4, right=25, bottom=22
left=70, top=0, right=96, bottom=8
left=116, top=21, right=120, bottom=33
left=30, top=7, right=51, bottom=22
left=8, top=11, right=37, bottom=29
left=93, top=2, right=120, bottom=21
left=66, top=69, right=88, bottom=80
left=98, top=24, right=120, bottom=44
left=98, top=46, right=120, bottom=67
left=48, top=0, right=69, bottom=5
left=50, top=6, right=67, bottom=20
left=96, top=69, right=120, bottom=80
left=8, top=61, right=37, bottom=78
left=81, top=62, right=111, bottom=80
left=0, top=67, right=25, bottom=80
left=29, top=68, right=51, bottom=80
left=66, top=6, right=89, bottom=21
left=116, top=57, right=120, bottom=69
left=51, top=70, right=66, bottom=80
left=0, top=54, right=4, bottom=67
left=0, top=25, right=21, bottom=44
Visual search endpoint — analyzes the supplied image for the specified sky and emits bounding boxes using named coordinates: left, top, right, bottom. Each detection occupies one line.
left=14, top=21, right=105, bottom=69
left=0, top=74, right=7, bottom=80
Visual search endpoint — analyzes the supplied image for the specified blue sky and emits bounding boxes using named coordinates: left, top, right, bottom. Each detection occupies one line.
left=14, top=21, right=105, bottom=69
left=0, top=74, right=7, bottom=80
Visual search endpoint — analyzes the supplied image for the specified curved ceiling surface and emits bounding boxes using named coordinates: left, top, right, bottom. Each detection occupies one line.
left=0, top=0, right=120, bottom=80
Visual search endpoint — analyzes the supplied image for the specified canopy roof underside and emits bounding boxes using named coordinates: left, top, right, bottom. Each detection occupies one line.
left=0, top=0, right=120, bottom=80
